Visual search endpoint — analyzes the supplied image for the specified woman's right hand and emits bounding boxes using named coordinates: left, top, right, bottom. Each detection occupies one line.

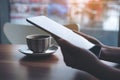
left=58, top=39, right=120, bottom=80
left=58, top=39, right=100, bottom=70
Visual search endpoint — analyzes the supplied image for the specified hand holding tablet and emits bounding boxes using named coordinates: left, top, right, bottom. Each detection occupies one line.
left=26, top=16, right=100, bottom=53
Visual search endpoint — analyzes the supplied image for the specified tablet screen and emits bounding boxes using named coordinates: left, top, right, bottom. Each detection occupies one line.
left=26, top=16, right=95, bottom=49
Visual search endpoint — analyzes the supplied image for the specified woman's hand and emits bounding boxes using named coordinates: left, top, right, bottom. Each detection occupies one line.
left=73, top=31, right=120, bottom=63
left=58, top=39, right=120, bottom=80
left=51, top=30, right=120, bottom=63
left=58, top=39, right=99, bottom=71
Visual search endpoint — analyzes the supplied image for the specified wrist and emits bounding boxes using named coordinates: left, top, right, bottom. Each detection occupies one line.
left=90, top=45, right=101, bottom=58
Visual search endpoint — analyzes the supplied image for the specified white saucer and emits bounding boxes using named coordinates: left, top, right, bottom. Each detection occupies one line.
left=19, top=45, right=58, bottom=57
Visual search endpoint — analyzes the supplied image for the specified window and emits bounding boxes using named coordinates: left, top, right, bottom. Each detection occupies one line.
left=10, top=0, right=120, bottom=46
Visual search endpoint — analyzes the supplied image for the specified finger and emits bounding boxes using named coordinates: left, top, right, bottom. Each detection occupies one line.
left=59, top=42, right=76, bottom=67
left=60, top=48, right=72, bottom=63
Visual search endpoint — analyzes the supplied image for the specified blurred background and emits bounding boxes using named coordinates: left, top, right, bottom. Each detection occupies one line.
left=0, top=0, right=120, bottom=46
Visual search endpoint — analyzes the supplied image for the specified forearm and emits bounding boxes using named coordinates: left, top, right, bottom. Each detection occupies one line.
left=83, top=60, right=120, bottom=80
left=99, top=46, right=120, bottom=63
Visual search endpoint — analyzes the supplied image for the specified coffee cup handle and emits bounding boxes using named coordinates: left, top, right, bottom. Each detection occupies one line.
left=50, top=37, right=58, bottom=47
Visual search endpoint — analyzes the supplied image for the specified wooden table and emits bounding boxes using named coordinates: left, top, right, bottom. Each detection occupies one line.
left=0, top=45, right=119, bottom=80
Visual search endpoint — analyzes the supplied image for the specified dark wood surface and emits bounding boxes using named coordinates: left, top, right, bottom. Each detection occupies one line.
left=0, top=45, right=119, bottom=80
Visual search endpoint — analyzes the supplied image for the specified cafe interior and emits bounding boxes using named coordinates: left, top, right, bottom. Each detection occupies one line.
left=0, top=0, right=120, bottom=46
left=0, top=0, right=120, bottom=80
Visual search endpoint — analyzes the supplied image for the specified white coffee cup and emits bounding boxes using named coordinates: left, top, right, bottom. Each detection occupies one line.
left=26, top=34, right=51, bottom=53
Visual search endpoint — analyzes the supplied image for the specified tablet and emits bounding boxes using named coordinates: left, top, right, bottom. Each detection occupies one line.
left=26, top=16, right=95, bottom=50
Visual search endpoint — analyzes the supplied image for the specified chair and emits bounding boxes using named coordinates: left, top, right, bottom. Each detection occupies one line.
left=3, top=23, right=80, bottom=44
